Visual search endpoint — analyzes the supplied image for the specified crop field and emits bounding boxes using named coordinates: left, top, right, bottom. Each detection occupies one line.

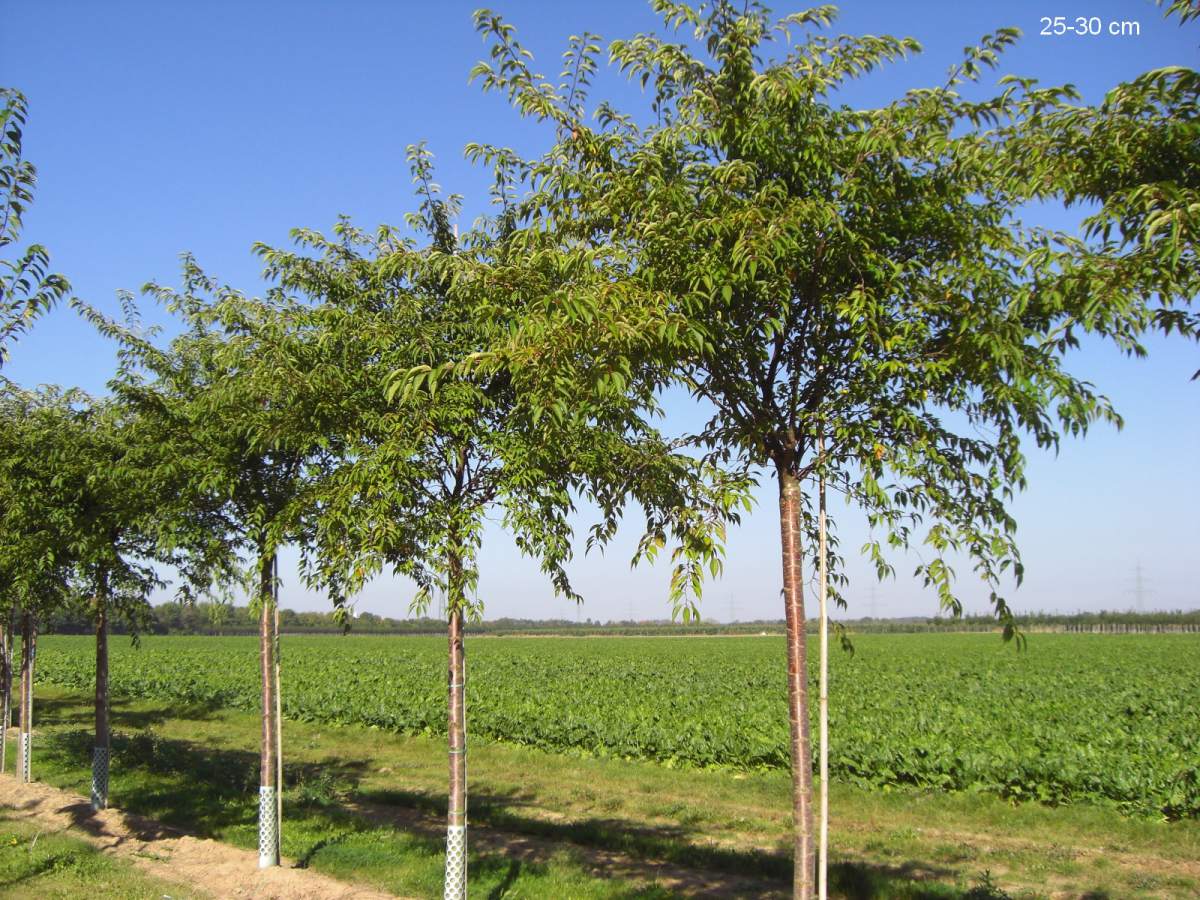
left=32, top=632, right=1200, bottom=820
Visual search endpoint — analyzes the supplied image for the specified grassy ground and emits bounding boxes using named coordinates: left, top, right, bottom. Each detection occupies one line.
left=0, top=805, right=202, bottom=899
left=6, top=686, right=1199, bottom=899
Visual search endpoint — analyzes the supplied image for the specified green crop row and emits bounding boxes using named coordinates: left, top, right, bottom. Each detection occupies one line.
left=32, top=632, right=1200, bottom=818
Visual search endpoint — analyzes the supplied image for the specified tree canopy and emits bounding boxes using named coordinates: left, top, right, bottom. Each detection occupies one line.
left=254, top=145, right=747, bottom=623
left=1, top=88, right=69, bottom=368
left=454, top=3, right=1199, bottom=894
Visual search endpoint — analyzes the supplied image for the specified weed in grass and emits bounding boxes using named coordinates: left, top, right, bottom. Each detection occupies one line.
left=1130, top=872, right=1161, bottom=891
left=292, top=771, right=343, bottom=808
left=0, top=813, right=194, bottom=899
left=933, top=842, right=978, bottom=864
left=1043, top=843, right=1077, bottom=863
left=964, top=870, right=1013, bottom=899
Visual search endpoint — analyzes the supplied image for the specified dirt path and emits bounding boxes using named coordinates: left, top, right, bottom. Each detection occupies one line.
left=0, top=775, right=401, bottom=900
left=0, top=774, right=786, bottom=899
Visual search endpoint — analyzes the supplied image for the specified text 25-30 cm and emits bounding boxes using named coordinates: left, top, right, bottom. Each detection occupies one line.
left=1040, top=16, right=1140, bottom=37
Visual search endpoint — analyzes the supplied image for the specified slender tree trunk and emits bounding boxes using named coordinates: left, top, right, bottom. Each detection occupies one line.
left=778, top=466, right=815, bottom=899
left=817, top=449, right=829, bottom=900
left=444, top=549, right=468, bottom=900
left=1, top=609, right=12, bottom=774
left=257, top=549, right=279, bottom=868
left=92, top=569, right=111, bottom=810
left=273, top=559, right=283, bottom=860
left=18, top=610, right=35, bottom=783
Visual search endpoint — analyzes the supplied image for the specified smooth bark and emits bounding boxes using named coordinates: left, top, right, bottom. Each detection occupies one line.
left=447, top=605, right=467, bottom=826
left=18, top=610, right=34, bottom=783
left=778, top=467, right=815, bottom=899
left=0, top=610, right=12, bottom=773
left=444, top=546, right=468, bottom=899
left=92, top=570, right=110, bottom=810
left=274, top=572, right=283, bottom=855
left=258, top=549, right=279, bottom=867
left=817, top=450, right=829, bottom=900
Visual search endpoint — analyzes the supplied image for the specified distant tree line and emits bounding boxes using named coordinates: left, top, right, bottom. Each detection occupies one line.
left=35, top=600, right=1200, bottom=637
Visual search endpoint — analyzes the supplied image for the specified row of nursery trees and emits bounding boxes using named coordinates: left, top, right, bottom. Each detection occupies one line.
left=3, top=3, right=1197, bottom=897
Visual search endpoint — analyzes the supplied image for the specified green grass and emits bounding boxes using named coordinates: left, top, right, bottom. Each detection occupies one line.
left=18, top=693, right=683, bottom=899
left=13, top=685, right=1200, bottom=899
left=31, top=632, right=1200, bottom=818
left=0, top=806, right=200, bottom=899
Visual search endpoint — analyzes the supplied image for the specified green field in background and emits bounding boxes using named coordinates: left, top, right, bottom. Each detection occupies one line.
left=31, top=632, right=1200, bottom=818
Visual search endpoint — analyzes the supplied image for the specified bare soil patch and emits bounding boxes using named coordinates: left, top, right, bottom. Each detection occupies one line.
left=0, top=774, right=400, bottom=899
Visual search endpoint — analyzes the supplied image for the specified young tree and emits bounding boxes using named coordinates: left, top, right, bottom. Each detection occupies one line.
left=1, top=365, right=195, bottom=805
left=0, top=385, right=83, bottom=782
left=816, top=436, right=829, bottom=900
left=52, top=399, right=166, bottom=809
left=466, top=4, right=1186, bottom=895
left=0, top=563, right=24, bottom=775
left=107, top=270, right=323, bottom=866
left=15, top=606, right=34, bottom=782
left=1, top=88, right=70, bottom=366
left=254, top=146, right=742, bottom=898
left=0, top=603, right=12, bottom=772
left=0, top=86, right=77, bottom=764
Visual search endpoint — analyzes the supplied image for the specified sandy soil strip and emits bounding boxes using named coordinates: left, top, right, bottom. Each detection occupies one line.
left=0, top=774, right=400, bottom=899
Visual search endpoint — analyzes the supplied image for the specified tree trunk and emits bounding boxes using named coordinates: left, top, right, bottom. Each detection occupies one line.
left=0, top=609, right=12, bottom=774
left=18, top=610, right=35, bottom=783
left=817, top=455, right=829, bottom=900
left=92, top=570, right=110, bottom=810
left=257, top=549, right=279, bottom=868
left=274, top=565, right=283, bottom=859
left=778, top=466, right=815, bottom=899
left=444, top=549, right=468, bottom=900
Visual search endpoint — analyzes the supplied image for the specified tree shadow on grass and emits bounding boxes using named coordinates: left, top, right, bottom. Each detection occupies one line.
left=33, top=694, right=227, bottom=730
left=24, top=730, right=994, bottom=900
left=486, top=858, right=522, bottom=899
left=0, top=809, right=129, bottom=892
left=356, top=787, right=984, bottom=899
left=42, top=727, right=372, bottom=842
left=830, top=860, right=980, bottom=899
left=25, top=699, right=1009, bottom=899
left=0, top=851, right=84, bottom=892
left=362, top=784, right=790, bottom=874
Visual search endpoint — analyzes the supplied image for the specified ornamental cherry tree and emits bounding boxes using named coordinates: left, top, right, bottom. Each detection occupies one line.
left=254, top=145, right=744, bottom=898
left=465, top=3, right=1177, bottom=894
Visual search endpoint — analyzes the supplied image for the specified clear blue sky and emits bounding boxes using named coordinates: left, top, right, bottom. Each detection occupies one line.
left=3, top=1, right=1196, bottom=621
